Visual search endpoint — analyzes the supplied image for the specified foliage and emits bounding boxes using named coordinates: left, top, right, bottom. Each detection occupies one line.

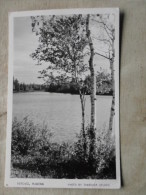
left=13, top=78, right=45, bottom=92
left=12, top=117, right=52, bottom=156
left=13, top=78, right=20, bottom=91
left=44, top=72, right=112, bottom=95
left=96, top=72, right=112, bottom=95
left=11, top=117, right=116, bottom=179
left=30, top=15, right=88, bottom=82
left=13, top=73, right=112, bottom=95
left=95, top=130, right=116, bottom=179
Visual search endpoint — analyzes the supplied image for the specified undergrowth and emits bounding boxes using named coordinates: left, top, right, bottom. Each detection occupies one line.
left=11, top=117, right=116, bottom=179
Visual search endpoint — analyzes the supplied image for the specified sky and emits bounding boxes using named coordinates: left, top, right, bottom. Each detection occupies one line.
left=13, top=15, right=111, bottom=84
left=14, top=17, right=48, bottom=84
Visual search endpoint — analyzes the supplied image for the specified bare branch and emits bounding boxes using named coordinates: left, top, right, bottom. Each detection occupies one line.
left=91, top=18, right=114, bottom=40
left=92, top=36, right=112, bottom=47
left=94, top=52, right=110, bottom=60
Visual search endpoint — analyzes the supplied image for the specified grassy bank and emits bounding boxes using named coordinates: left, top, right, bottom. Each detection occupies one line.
left=11, top=117, right=116, bottom=179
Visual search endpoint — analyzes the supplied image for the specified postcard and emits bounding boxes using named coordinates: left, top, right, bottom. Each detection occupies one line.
left=5, top=8, right=120, bottom=189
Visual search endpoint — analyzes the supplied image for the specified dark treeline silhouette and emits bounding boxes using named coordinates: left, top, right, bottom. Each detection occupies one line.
left=13, top=72, right=113, bottom=95
left=13, top=78, right=45, bottom=92
left=45, top=73, right=113, bottom=95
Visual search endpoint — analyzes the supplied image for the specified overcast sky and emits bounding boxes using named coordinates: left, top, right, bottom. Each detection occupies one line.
left=13, top=15, right=111, bottom=84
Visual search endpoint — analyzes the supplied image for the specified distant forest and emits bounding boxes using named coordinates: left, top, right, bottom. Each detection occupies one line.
left=13, top=72, right=112, bottom=95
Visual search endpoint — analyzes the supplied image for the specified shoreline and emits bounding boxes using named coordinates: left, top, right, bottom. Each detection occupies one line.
left=13, top=91, right=113, bottom=96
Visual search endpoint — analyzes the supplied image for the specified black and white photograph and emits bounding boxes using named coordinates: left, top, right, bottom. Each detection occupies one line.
left=5, top=8, right=120, bottom=189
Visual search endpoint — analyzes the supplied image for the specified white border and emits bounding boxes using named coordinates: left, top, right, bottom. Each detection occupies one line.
left=5, top=8, right=120, bottom=189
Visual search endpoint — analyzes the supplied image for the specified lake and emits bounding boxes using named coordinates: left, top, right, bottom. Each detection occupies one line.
left=13, top=92, right=112, bottom=143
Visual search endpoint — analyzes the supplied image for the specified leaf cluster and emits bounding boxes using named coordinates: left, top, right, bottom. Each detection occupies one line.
left=30, top=15, right=88, bottom=76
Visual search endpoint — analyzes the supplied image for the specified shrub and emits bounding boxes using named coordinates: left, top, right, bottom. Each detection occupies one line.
left=77, top=125, right=116, bottom=179
left=11, top=117, right=116, bottom=179
left=12, top=117, right=52, bottom=156
left=95, top=130, right=116, bottom=179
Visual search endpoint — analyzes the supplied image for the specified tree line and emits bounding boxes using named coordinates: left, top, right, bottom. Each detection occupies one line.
left=45, top=72, right=112, bottom=95
left=13, top=78, right=45, bottom=92
left=13, top=72, right=112, bottom=95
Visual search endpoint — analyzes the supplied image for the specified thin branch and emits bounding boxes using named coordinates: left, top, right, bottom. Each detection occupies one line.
left=94, top=52, right=110, bottom=60
left=86, top=47, right=109, bottom=55
left=92, top=18, right=113, bottom=40
left=92, top=36, right=112, bottom=47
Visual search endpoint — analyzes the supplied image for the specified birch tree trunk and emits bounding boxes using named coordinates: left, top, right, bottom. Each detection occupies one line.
left=86, top=14, right=96, bottom=160
left=75, top=60, right=87, bottom=157
left=79, top=93, right=85, bottom=134
left=79, top=92, right=87, bottom=157
left=109, top=57, right=115, bottom=131
left=109, top=39, right=115, bottom=132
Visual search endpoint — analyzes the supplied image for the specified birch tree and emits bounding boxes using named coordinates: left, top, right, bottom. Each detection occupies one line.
left=30, top=14, right=89, bottom=156
left=85, top=15, right=96, bottom=161
left=91, top=14, right=115, bottom=132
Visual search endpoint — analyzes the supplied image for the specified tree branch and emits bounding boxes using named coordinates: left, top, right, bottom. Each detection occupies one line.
left=92, top=36, right=112, bottom=47
left=94, top=52, right=110, bottom=60
left=92, top=18, right=114, bottom=40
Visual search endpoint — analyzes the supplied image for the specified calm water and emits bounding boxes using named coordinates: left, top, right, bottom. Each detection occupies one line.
left=13, top=92, right=112, bottom=143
